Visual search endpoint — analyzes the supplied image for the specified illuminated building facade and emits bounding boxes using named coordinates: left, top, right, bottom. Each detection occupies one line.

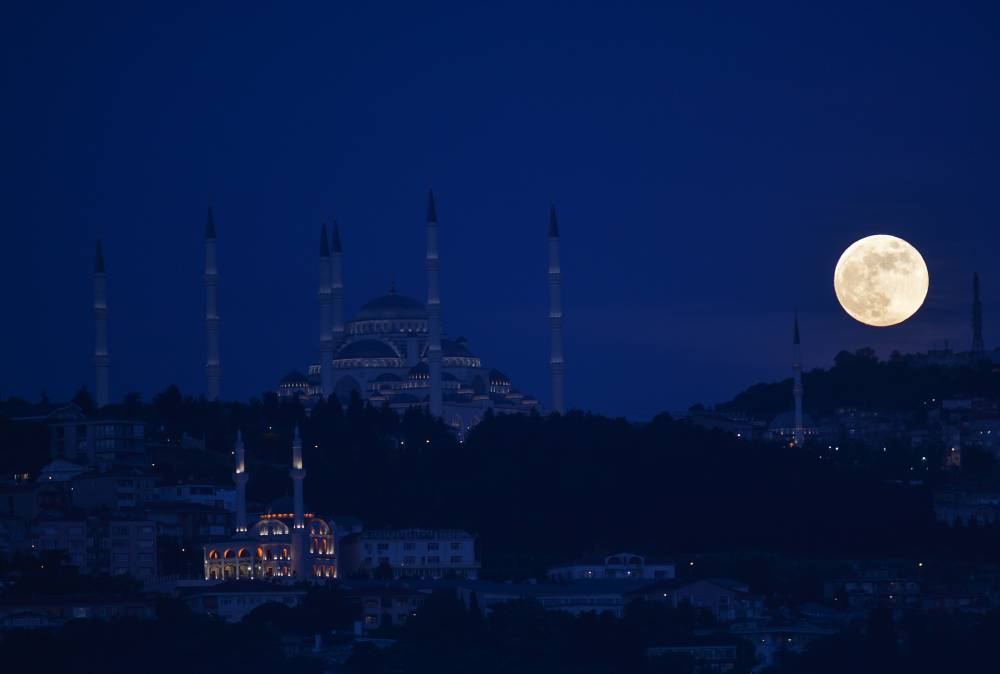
left=202, top=429, right=336, bottom=581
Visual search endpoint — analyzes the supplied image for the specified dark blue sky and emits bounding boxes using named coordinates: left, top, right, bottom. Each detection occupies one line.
left=2, top=1, right=998, bottom=418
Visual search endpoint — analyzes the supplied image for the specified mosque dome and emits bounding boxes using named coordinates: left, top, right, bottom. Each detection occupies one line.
left=267, top=496, right=310, bottom=516
left=334, top=339, right=400, bottom=360
left=356, top=292, right=426, bottom=321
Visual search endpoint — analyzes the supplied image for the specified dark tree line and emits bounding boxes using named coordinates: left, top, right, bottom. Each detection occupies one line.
left=719, top=348, right=1000, bottom=421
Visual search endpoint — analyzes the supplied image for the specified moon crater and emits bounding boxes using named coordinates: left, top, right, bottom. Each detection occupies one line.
left=834, top=235, right=928, bottom=327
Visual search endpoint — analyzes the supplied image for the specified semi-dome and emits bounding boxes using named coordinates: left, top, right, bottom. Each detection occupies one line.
left=355, top=292, right=426, bottom=321
left=280, top=370, right=309, bottom=386
left=489, top=369, right=510, bottom=386
left=334, top=339, right=400, bottom=360
left=442, top=337, right=476, bottom=358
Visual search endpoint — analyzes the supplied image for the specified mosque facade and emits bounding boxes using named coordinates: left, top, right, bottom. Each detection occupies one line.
left=203, top=428, right=337, bottom=581
left=275, top=191, right=566, bottom=433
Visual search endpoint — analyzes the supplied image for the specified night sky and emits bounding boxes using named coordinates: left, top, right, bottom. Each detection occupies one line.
left=2, top=2, right=998, bottom=419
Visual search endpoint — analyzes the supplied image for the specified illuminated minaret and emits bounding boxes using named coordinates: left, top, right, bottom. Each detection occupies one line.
left=792, top=312, right=804, bottom=447
left=548, top=205, right=565, bottom=414
left=319, top=223, right=334, bottom=398
left=425, top=190, right=443, bottom=417
left=205, top=207, right=221, bottom=401
left=331, top=220, right=345, bottom=350
left=93, top=240, right=109, bottom=409
left=291, top=425, right=306, bottom=529
left=290, top=425, right=306, bottom=577
left=972, top=272, right=985, bottom=356
left=233, top=430, right=248, bottom=534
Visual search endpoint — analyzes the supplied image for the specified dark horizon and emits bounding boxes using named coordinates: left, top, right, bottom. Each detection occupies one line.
left=3, top=2, right=999, bottom=418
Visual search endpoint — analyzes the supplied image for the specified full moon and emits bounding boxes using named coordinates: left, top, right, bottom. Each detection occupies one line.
left=834, top=234, right=929, bottom=327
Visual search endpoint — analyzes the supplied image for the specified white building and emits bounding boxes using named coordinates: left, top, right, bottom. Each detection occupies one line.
left=156, top=483, right=235, bottom=513
left=548, top=552, right=676, bottom=581
left=338, top=528, right=479, bottom=580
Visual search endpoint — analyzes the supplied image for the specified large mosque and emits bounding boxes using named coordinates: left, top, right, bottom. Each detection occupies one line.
left=88, top=190, right=566, bottom=433
left=272, top=191, right=565, bottom=432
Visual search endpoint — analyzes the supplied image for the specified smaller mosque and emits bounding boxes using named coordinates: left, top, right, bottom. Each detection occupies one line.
left=203, top=428, right=337, bottom=581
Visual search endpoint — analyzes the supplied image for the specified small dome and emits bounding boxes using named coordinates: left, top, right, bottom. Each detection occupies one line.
left=442, top=372, right=459, bottom=381
left=267, top=496, right=310, bottom=515
left=408, top=362, right=430, bottom=379
left=335, top=340, right=400, bottom=360
left=489, top=369, right=510, bottom=385
left=356, top=292, right=426, bottom=321
left=442, top=338, right=476, bottom=358
left=373, top=373, right=402, bottom=383
left=280, top=370, right=309, bottom=386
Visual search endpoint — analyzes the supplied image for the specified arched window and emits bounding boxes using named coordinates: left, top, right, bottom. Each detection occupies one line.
left=208, top=549, right=220, bottom=559
left=256, top=547, right=264, bottom=558
left=223, top=549, right=235, bottom=559
left=238, top=548, right=249, bottom=558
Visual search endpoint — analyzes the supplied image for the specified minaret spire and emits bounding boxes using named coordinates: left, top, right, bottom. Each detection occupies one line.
left=972, top=272, right=985, bottom=356
left=93, top=240, right=110, bottom=409
left=331, top=220, right=345, bottom=357
left=792, top=312, right=804, bottom=447
left=233, top=429, right=248, bottom=534
left=205, top=207, right=221, bottom=401
left=548, top=205, right=566, bottom=414
left=425, top=189, right=443, bottom=417
left=289, top=424, right=306, bottom=578
left=319, top=223, right=334, bottom=398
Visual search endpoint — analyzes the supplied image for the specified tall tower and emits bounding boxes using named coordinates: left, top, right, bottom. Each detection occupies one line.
left=233, top=430, right=248, bottom=534
left=548, top=205, right=566, bottom=414
left=425, top=190, right=443, bottom=417
left=93, top=240, right=110, bottom=409
left=205, top=207, right=221, bottom=401
left=290, top=425, right=306, bottom=577
left=331, top=220, right=345, bottom=351
left=972, top=272, right=985, bottom=356
left=792, top=312, right=804, bottom=447
left=319, top=224, right=334, bottom=398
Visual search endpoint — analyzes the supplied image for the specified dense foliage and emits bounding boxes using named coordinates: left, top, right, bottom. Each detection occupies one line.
left=719, top=348, right=1000, bottom=421
left=6, top=381, right=1000, bottom=575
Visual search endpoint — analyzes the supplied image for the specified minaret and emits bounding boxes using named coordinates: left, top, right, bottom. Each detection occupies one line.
left=319, top=223, right=334, bottom=398
left=290, top=425, right=306, bottom=577
left=425, top=190, right=443, bottom=417
left=972, top=272, right=985, bottom=356
left=233, top=430, right=248, bottom=534
left=331, top=220, right=345, bottom=350
left=792, top=312, right=804, bottom=447
left=205, top=207, right=221, bottom=401
left=93, top=240, right=109, bottom=409
left=548, top=205, right=566, bottom=414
